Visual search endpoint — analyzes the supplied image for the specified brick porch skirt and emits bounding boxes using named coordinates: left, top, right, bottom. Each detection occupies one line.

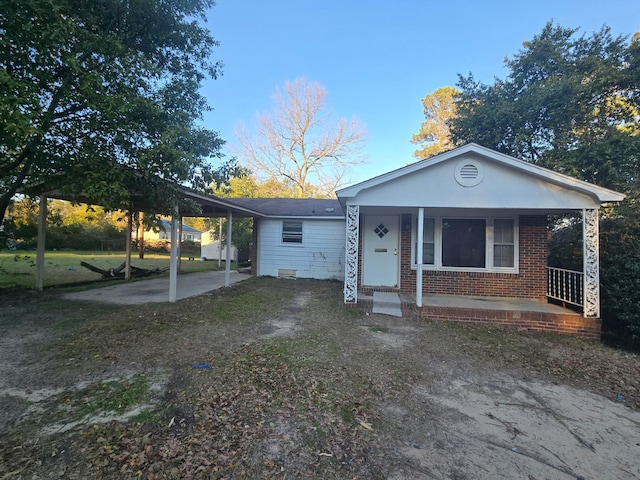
left=355, top=291, right=601, bottom=339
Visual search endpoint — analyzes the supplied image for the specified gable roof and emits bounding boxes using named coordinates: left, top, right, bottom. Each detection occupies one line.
left=159, top=220, right=202, bottom=234
left=336, top=143, right=625, bottom=209
left=224, top=198, right=344, bottom=218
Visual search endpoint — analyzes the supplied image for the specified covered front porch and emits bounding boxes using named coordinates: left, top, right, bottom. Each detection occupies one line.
left=336, top=144, right=625, bottom=337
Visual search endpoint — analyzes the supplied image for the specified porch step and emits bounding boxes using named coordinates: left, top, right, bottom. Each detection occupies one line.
left=372, top=292, right=402, bottom=317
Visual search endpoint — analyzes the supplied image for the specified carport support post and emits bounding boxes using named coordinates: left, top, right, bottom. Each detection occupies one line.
left=35, top=194, right=47, bottom=291
left=225, top=211, right=232, bottom=287
left=416, top=207, right=424, bottom=307
left=177, top=218, right=183, bottom=273
left=125, top=211, right=132, bottom=280
left=169, top=206, right=179, bottom=303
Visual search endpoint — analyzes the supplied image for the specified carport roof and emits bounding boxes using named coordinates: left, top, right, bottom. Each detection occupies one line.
left=224, top=198, right=344, bottom=218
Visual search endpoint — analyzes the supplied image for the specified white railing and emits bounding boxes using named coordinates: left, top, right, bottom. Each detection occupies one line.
left=547, top=267, right=583, bottom=308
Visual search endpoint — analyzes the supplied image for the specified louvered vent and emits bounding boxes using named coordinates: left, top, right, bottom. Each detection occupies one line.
left=459, top=164, right=479, bottom=179
left=454, top=160, right=484, bottom=186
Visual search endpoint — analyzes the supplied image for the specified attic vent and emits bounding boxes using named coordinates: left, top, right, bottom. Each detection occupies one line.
left=454, top=159, right=484, bottom=187
left=325, top=207, right=334, bottom=212
left=459, top=164, right=479, bottom=179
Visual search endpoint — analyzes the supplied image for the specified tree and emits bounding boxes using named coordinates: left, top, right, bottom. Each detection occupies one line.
left=411, top=86, right=460, bottom=159
left=235, top=78, right=366, bottom=198
left=451, top=23, right=639, bottom=193
left=0, top=0, right=224, bottom=225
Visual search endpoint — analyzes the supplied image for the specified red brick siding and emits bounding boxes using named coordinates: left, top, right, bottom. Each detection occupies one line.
left=416, top=306, right=601, bottom=338
left=400, top=215, right=548, bottom=300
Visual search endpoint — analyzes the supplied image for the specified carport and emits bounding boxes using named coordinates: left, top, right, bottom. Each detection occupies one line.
left=25, top=184, right=262, bottom=302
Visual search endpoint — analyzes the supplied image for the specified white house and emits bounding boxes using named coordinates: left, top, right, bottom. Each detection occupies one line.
left=146, top=220, right=203, bottom=242
left=225, top=198, right=345, bottom=280
left=200, top=230, right=238, bottom=262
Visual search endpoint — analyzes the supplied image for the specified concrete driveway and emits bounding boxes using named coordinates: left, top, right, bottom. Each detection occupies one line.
left=62, top=270, right=251, bottom=305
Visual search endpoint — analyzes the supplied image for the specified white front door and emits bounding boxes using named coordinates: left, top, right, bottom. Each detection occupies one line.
left=362, top=215, right=399, bottom=287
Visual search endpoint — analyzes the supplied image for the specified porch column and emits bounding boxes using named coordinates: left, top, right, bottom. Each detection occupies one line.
left=583, top=208, right=600, bottom=318
left=344, top=205, right=359, bottom=303
left=169, top=206, right=179, bottom=303
left=225, top=211, right=233, bottom=287
left=35, top=194, right=47, bottom=291
left=416, top=208, right=424, bottom=307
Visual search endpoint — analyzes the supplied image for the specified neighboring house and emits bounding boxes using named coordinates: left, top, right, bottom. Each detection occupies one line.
left=200, top=230, right=238, bottom=262
left=146, top=220, right=203, bottom=242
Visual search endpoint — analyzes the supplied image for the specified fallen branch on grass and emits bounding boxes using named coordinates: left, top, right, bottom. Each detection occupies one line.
left=80, top=261, right=168, bottom=279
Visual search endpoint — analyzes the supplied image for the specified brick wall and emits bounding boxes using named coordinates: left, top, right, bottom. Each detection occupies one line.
left=400, top=214, right=548, bottom=300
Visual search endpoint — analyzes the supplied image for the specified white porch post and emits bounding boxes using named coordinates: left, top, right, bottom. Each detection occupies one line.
left=35, top=194, right=47, bottom=291
left=169, top=206, right=179, bottom=303
left=344, top=205, right=359, bottom=303
left=225, top=211, right=232, bottom=287
left=583, top=208, right=600, bottom=318
left=416, top=208, right=424, bottom=307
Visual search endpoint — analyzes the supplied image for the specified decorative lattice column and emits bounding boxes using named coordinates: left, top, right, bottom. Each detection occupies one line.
left=344, top=205, right=359, bottom=303
left=583, top=208, right=600, bottom=318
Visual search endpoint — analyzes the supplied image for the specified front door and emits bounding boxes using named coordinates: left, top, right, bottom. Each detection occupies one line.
left=362, top=215, right=399, bottom=287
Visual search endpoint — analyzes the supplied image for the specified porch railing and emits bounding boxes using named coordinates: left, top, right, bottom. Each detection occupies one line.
left=547, top=266, right=583, bottom=308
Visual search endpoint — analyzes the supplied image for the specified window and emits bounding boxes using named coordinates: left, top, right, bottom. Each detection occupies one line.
left=412, top=215, right=518, bottom=272
left=442, top=218, right=486, bottom=268
left=282, top=221, right=303, bottom=244
left=493, top=219, right=515, bottom=268
left=414, top=217, right=435, bottom=264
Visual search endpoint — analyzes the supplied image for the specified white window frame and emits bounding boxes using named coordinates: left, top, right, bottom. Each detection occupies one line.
left=281, top=220, right=304, bottom=245
left=412, top=215, right=519, bottom=273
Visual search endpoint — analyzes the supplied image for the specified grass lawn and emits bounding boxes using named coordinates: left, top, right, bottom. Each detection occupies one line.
left=0, top=250, right=234, bottom=288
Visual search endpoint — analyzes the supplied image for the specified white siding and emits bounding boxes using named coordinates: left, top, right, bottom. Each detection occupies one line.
left=257, top=219, right=345, bottom=280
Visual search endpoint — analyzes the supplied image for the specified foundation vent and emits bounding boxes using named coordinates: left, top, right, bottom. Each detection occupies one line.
left=278, top=269, right=297, bottom=279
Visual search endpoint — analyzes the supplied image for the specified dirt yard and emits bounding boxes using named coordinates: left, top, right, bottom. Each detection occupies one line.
left=1, top=277, right=639, bottom=479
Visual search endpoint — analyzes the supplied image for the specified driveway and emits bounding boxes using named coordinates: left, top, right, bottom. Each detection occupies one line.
left=61, top=270, right=251, bottom=304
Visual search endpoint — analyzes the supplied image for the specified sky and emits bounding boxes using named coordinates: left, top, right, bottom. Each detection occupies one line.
left=200, top=0, right=639, bottom=184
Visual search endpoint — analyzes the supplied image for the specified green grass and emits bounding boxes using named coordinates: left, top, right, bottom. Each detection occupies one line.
left=0, top=250, right=235, bottom=288
left=44, top=374, right=154, bottom=424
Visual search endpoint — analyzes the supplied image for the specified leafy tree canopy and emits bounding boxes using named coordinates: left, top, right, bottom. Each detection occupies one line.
left=411, top=86, right=460, bottom=159
left=1, top=0, right=225, bottom=225
left=451, top=22, right=639, bottom=195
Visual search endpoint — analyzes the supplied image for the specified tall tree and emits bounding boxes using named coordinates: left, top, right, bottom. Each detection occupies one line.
left=451, top=23, right=639, bottom=193
left=234, top=78, right=366, bottom=198
left=0, top=0, right=224, bottom=225
left=411, top=86, right=460, bottom=159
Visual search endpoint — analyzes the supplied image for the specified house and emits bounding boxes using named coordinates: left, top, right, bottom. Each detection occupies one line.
left=146, top=220, right=203, bottom=242
left=200, top=230, right=238, bottom=262
left=225, top=144, right=623, bottom=337
left=224, top=198, right=345, bottom=280
left=333, top=143, right=624, bottom=336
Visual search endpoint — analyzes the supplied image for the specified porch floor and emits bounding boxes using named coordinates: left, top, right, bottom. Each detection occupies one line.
left=359, top=291, right=579, bottom=315
left=356, top=291, right=598, bottom=337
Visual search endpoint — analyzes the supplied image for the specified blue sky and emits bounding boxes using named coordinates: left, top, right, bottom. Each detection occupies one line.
left=200, top=1, right=639, bottom=184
